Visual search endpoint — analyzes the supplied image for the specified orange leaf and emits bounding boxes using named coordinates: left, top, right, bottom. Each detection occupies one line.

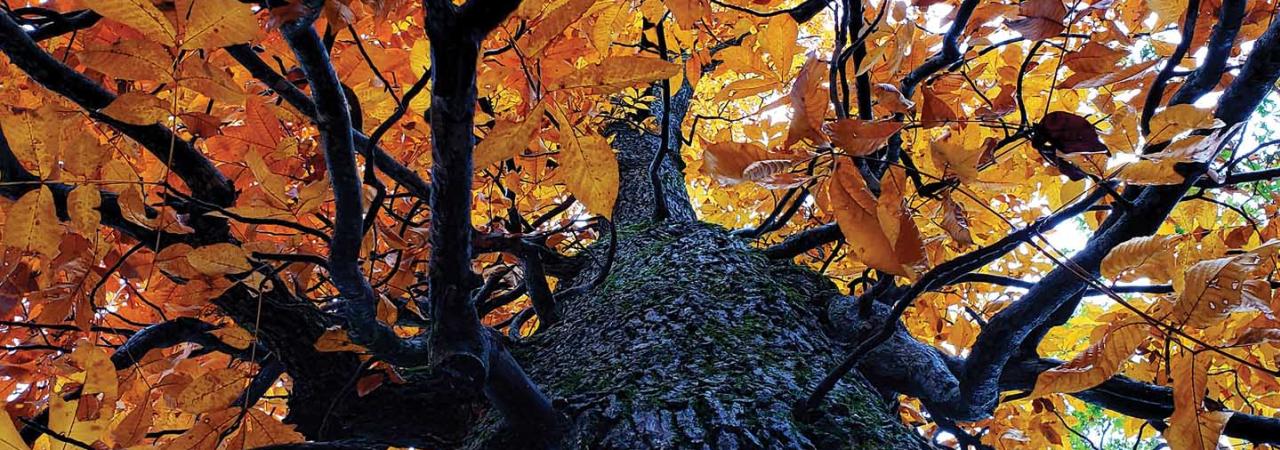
left=2, top=186, right=62, bottom=258
left=824, top=119, right=903, bottom=156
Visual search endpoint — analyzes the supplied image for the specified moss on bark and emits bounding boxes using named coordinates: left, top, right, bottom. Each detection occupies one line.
left=468, top=222, right=924, bottom=449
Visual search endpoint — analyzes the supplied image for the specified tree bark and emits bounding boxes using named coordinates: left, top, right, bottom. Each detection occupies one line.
left=464, top=222, right=926, bottom=449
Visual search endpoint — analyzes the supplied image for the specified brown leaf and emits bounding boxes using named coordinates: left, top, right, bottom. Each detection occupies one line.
left=1006, top=0, right=1068, bottom=41
left=783, top=55, right=830, bottom=149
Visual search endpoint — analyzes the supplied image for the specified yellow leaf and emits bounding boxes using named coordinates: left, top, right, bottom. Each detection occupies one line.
left=521, top=0, right=596, bottom=57
left=1165, top=351, right=1231, bottom=450
left=1169, top=253, right=1265, bottom=328
left=177, top=368, right=246, bottom=414
left=44, top=342, right=117, bottom=450
left=475, top=103, right=545, bottom=169
left=110, top=394, right=153, bottom=449
left=67, top=186, right=101, bottom=237
left=1029, top=322, right=1150, bottom=397
left=314, top=328, right=366, bottom=352
left=553, top=108, right=619, bottom=218
left=590, top=2, right=626, bottom=53
left=0, top=108, right=59, bottom=178
left=1149, top=0, right=1190, bottom=29
left=409, top=39, right=432, bottom=78
left=1147, top=104, right=1222, bottom=146
left=929, top=137, right=982, bottom=182
left=760, top=15, right=799, bottom=78
left=100, top=91, right=171, bottom=126
left=2, top=186, right=61, bottom=257
left=0, top=406, right=28, bottom=450
left=89, top=0, right=178, bottom=44
left=825, top=161, right=922, bottom=277
left=1115, top=157, right=1185, bottom=185
left=551, top=56, right=682, bottom=92
left=187, top=243, right=254, bottom=276
left=79, top=39, right=175, bottom=83
left=225, top=408, right=305, bottom=449
left=177, top=0, right=259, bottom=50
left=1100, top=235, right=1179, bottom=281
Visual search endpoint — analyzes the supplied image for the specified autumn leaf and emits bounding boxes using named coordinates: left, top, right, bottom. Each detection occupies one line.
left=1006, top=0, right=1068, bottom=41
left=2, top=187, right=62, bottom=257
left=177, top=368, right=246, bottom=414
left=1029, top=322, right=1151, bottom=397
left=760, top=15, right=800, bottom=78
left=939, top=194, right=975, bottom=246
left=226, top=408, right=306, bottom=449
left=476, top=103, right=546, bottom=169
left=1032, top=111, right=1109, bottom=180
left=918, top=86, right=957, bottom=129
left=824, top=119, right=903, bottom=156
left=111, top=394, right=154, bottom=448
left=1100, top=235, right=1179, bottom=281
left=742, top=159, right=806, bottom=189
left=66, top=186, right=101, bottom=237
left=89, top=0, right=178, bottom=44
left=929, top=138, right=982, bottom=182
left=187, top=243, right=254, bottom=276
left=664, top=0, right=711, bottom=29
left=783, top=55, right=830, bottom=149
left=825, top=161, right=924, bottom=278
left=556, top=123, right=619, bottom=219
left=1167, top=253, right=1269, bottom=328
left=177, top=0, right=260, bottom=49
left=211, top=326, right=257, bottom=350
left=870, top=83, right=914, bottom=115
left=1165, top=351, right=1231, bottom=450
left=314, top=328, right=366, bottom=353
left=1146, top=104, right=1223, bottom=146
left=0, top=108, right=58, bottom=178
left=0, top=407, right=29, bottom=450
left=521, top=0, right=596, bottom=57
left=101, top=91, right=171, bottom=126
left=79, top=39, right=176, bottom=83
left=701, top=141, right=771, bottom=185
left=551, top=57, right=683, bottom=93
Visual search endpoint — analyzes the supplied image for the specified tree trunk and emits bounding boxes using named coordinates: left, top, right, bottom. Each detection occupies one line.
left=466, top=221, right=926, bottom=449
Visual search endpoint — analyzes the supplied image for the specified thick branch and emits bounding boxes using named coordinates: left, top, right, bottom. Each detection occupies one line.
left=1168, top=0, right=1246, bottom=106
left=1139, top=0, right=1200, bottom=134
left=799, top=183, right=1110, bottom=415
left=279, top=6, right=423, bottom=365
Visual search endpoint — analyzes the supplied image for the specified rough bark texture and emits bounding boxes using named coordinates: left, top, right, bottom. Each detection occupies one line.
left=467, top=221, right=924, bottom=449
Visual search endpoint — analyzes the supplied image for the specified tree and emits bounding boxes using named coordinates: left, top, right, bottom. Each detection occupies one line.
left=1, top=0, right=1280, bottom=448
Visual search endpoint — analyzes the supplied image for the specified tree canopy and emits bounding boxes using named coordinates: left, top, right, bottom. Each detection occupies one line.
left=2, top=0, right=1280, bottom=448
